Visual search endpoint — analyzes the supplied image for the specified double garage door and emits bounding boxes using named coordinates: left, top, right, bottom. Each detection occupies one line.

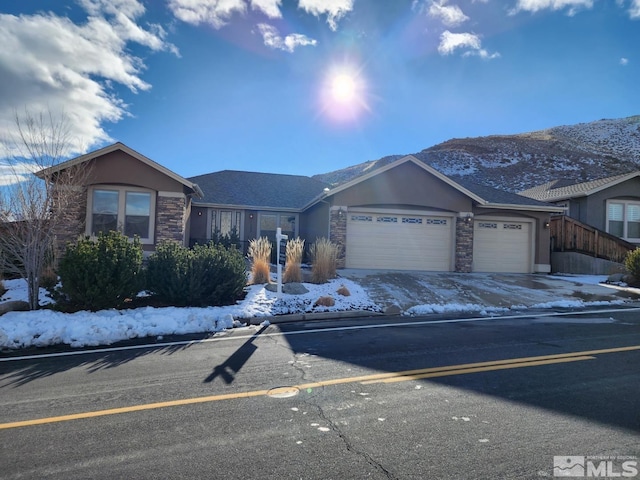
left=345, top=211, right=533, bottom=273
left=346, top=212, right=453, bottom=271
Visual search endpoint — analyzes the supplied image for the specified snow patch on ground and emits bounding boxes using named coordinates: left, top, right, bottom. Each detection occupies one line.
left=0, top=278, right=378, bottom=349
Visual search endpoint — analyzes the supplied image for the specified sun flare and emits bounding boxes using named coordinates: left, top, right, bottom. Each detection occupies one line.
left=320, top=65, right=370, bottom=123
left=330, top=73, right=357, bottom=103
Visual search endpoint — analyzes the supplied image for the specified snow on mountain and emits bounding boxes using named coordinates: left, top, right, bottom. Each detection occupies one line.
left=314, top=115, right=640, bottom=193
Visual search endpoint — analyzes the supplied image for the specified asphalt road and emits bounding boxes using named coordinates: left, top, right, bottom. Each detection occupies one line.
left=1, top=308, right=639, bottom=479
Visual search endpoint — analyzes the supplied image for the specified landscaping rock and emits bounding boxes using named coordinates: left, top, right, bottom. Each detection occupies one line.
left=606, top=273, right=625, bottom=283
left=284, top=283, right=309, bottom=295
left=383, top=304, right=402, bottom=315
left=0, top=300, right=30, bottom=316
left=264, top=282, right=309, bottom=295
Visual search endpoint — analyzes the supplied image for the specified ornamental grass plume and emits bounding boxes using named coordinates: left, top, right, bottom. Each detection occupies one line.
left=283, top=237, right=304, bottom=283
left=310, top=237, right=338, bottom=284
left=248, top=237, right=272, bottom=284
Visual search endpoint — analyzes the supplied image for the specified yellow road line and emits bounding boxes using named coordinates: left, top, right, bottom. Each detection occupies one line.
left=361, top=356, right=595, bottom=384
left=1, top=344, right=638, bottom=430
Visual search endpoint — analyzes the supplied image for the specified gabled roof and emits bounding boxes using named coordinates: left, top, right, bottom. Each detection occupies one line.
left=189, top=170, right=330, bottom=210
left=36, top=142, right=203, bottom=197
left=305, top=155, right=563, bottom=212
left=519, top=171, right=640, bottom=202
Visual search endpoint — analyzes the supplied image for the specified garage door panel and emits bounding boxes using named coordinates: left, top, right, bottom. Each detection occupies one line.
left=473, top=220, right=531, bottom=273
left=346, top=212, right=452, bottom=271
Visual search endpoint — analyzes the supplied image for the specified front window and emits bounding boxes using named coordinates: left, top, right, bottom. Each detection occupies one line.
left=92, top=190, right=119, bottom=234
left=124, top=192, right=151, bottom=238
left=607, top=201, right=640, bottom=241
left=89, top=187, right=155, bottom=243
left=210, top=210, right=242, bottom=239
left=258, top=213, right=296, bottom=241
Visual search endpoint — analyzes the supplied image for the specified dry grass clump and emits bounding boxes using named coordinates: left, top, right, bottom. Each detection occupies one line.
left=39, top=265, right=59, bottom=290
left=336, top=285, right=350, bottom=296
left=314, top=295, right=335, bottom=307
left=248, top=237, right=272, bottom=284
left=310, top=237, right=338, bottom=284
left=283, top=237, right=304, bottom=283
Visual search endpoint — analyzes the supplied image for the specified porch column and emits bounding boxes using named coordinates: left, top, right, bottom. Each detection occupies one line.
left=156, top=192, right=187, bottom=245
left=329, top=206, right=347, bottom=269
left=455, top=212, right=474, bottom=273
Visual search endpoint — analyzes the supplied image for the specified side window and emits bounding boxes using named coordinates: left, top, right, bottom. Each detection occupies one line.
left=608, top=203, right=624, bottom=237
left=92, top=190, right=119, bottom=235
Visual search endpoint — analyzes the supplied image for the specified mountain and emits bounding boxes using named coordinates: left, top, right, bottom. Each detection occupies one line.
left=313, top=115, right=640, bottom=193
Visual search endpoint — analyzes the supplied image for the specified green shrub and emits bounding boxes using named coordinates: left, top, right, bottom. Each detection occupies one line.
left=212, top=226, right=241, bottom=249
left=248, top=237, right=272, bottom=284
left=146, top=241, right=246, bottom=307
left=310, top=238, right=338, bottom=284
left=54, top=231, right=143, bottom=311
left=625, top=248, right=640, bottom=284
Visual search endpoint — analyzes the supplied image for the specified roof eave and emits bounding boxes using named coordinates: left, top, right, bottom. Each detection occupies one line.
left=192, top=201, right=302, bottom=212
left=478, top=203, right=566, bottom=213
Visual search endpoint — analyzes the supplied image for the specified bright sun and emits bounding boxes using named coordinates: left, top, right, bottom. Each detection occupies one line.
left=320, top=66, right=369, bottom=123
left=330, top=73, right=357, bottom=103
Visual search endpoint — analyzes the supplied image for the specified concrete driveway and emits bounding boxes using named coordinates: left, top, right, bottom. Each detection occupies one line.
left=338, top=269, right=640, bottom=312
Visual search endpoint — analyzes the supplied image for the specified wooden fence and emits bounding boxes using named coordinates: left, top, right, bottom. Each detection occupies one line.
left=550, top=215, right=637, bottom=263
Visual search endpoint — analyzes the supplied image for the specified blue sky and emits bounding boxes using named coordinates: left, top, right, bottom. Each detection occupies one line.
left=0, top=0, right=638, bottom=180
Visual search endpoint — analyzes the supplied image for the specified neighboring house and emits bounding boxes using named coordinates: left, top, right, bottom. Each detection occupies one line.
left=37, top=142, right=202, bottom=254
left=43, top=144, right=564, bottom=273
left=519, top=172, right=640, bottom=245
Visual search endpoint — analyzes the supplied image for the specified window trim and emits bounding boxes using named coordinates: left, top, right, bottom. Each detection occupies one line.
left=606, top=199, right=640, bottom=242
left=86, top=185, right=156, bottom=244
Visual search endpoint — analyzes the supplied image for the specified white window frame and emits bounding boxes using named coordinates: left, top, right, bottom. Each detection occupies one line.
left=606, top=199, right=640, bottom=242
left=86, top=186, right=156, bottom=244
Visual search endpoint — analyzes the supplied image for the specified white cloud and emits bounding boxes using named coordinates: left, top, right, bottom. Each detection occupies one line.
left=630, top=0, right=640, bottom=18
left=0, top=1, right=176, bottom=162
left=257, top=24, right=317, bottom=52
left=298, top=0, right=354, bottom=31
left=0, top=161, right=39, bottom=186
left=438, top=30, right=499, bottom=59
left=620, top=57, right=629, bottom=65
left=511, top=0, right=594, bottom=16
left=168, top=0, right=246, bottom=28
left=438, top=31, right=480, bottom=54
left=428, top=1, right=470, bottom=27
left=251, top=0, right=283, bottom=18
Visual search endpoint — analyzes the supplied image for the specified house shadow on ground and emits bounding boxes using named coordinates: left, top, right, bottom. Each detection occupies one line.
left=276, top=317, right=640, bottom=433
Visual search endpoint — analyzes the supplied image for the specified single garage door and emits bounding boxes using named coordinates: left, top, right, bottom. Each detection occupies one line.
left=473, top=220, right=532, bottom=273
left=346, top=212, right=453, bottom=271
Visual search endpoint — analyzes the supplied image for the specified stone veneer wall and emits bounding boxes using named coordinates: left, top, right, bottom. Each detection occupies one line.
left=455, top=215, right=474, bottom=272
left=156, top=194, right=187, bottom=244
left=329, top=207, right=347, bottom=269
